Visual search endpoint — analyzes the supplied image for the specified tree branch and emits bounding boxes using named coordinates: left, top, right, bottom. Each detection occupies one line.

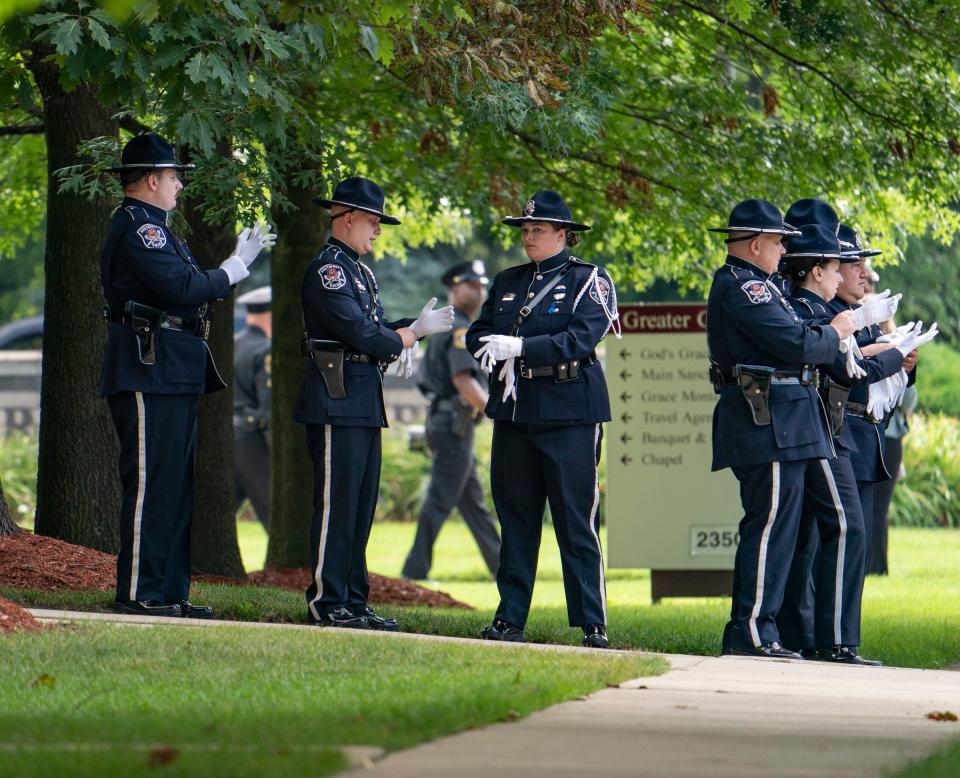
left=0, top=124, right=44, bottom=136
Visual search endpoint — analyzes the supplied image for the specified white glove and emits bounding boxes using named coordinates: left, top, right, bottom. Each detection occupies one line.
left=839, top=335, right=867, bottom=379
left=229, top=221, right=277, bottom=268
left=498, top=357, right=517, bottom=403
left=887, top=370, right=908, bottom=413
left=410, top=297, right=455, bottom=338
left=867, top=378, right=890, bottom=421
left=395, top=342, right=419, bottom=379
left=220, top=255, right=249, bottom=285
left=898, top=320, right=939, bottom=355
left=475, top=343, right=496, bottom=375
left=876, top=323, right=912, bottom=348
left=478, top=334, right=524, bottom=361
left=850, top=289, right=901, bottom=330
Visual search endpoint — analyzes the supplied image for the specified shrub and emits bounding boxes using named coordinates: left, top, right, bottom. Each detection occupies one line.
left=0, top=431, right=38, bottom=522
left=889, top=413, right=960, bottom=528
left=915, top=341, right=960, bottom=417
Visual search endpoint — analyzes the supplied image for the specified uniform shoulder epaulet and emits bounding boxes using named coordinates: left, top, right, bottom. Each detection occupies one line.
left=724, top=265, right=743, bottom=280
left=792, top=297, right=816, bottom=314
left=568, top=256, right=597, bottom=268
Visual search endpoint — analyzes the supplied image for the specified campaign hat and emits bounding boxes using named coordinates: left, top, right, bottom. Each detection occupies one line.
left=313, top=177, right=400, bottom=225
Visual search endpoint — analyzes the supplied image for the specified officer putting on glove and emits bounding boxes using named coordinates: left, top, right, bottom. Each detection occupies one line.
left=234, top=285, right=272, bottom=529
left=296, top=176, right=454, bottom=631
left=401, top=260, right=501, bottom=582
left=467, top=190, right=619, bottom=649
left=706, top=198, right=856, bottom=658
left=100, top=133, right=275, bottom=618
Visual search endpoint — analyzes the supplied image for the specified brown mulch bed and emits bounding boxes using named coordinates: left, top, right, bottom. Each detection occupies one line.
left=0, top=595, right=43, bottom=633
left=0, top=530, right=471, bottom=610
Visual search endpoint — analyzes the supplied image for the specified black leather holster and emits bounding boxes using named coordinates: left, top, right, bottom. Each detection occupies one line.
left=302, top=337, right=347, bottom=400
left=124, top=301, right=164, bottom=366
left=734, top=364, right=775, bottom=426
left=823, top=379, right=851, bottom=437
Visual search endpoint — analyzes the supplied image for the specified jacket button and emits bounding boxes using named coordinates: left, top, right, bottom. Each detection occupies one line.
left=528, top=292, right=535, bottom=299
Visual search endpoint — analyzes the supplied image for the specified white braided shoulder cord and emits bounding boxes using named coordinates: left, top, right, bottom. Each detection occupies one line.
left=571, top=267, right=622, bottom=340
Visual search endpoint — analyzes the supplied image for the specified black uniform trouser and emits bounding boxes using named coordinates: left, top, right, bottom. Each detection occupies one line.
left=490, top=421, right=606, bottom=630
left=776, top=452, right=867, bottom=651
left=304, top=424, right=381, bottom=620
left=870, top=437, right=902, bottom=576
left=234, top=430, right=270, bottom=529
left=108, top=391, right=197, bottom=604
left=402, top=420, right=500, bottom=579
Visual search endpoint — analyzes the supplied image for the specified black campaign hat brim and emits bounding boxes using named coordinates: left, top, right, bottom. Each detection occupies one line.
left=502, top=216, right=591, bottom=231
left=106, top=162, right=197, bottom=173
left=312, top=198, right=401, bottom=225
left=708, top=226, right=802, bottom=236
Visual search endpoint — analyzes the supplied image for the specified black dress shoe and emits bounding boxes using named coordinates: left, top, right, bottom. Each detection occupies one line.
left=582, top=624, right=609, bottom=649
left=309, top=607, right=370, bottom=630
left=814, top=645, right=883, bottom=666
left=480, top=619, right=524, bottom=642
left=722, top=641, right=803, bottom=659
left=113, top=600, right=183, bottom=618
left=177, top=601, right=215, bottom=619
left=363, top=607, right=399, bottom=632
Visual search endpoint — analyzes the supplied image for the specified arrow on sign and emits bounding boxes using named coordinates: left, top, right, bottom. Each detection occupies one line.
left=620, top=391, right=632, bottom=403
left=621, top=453, right=633, bottom=466
left=621, top=412, right=633, bottom=424
left=620, top=432, right=633, bottom=444
left=619, top=348, right=631, bottom=360
left=620, top=369, right=632, bottom=381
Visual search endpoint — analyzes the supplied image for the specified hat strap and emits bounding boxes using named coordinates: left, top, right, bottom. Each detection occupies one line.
left=329, top=207, right=356, bottom=222
left=725, top=232, right=760, bottom=245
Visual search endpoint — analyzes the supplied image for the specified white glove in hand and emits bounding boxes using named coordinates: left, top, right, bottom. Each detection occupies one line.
left=839, top=335, right=867, bottom=379
left=498, top=357, right=517, bottom=403
left=478, top=334, right=524, bottom=361
left=230, top=221, right=277, bottom=268
left=220, top=255, right=249, bottom=285
left=867, top=378, right=890, bottom=420
left=850, top=289, right=901, bottom=330
left=888, top=370, right=908, bottom=413
left=410, top=297, right=455, bottom=337
left=898, top=321, right=939, bottom=355
left=395, top=341, right=419, bottom=379
left=474, top=343, right=496, bottom=375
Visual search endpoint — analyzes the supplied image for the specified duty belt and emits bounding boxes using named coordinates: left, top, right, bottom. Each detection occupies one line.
left=301, top=338, right=384, bottom=367
left=518, top=352, right=598, bottom=381
left=717, top=365, right=819, bottom=388
left=104, top=308, right=210, bottom=341
left=845, top=400, right=883, bottom=424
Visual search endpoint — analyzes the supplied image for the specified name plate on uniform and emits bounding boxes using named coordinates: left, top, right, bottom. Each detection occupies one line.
left=607, top=303, right=740, bottom=572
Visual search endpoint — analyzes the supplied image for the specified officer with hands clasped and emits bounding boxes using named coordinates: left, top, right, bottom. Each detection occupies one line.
left=401, top=260, right=502, bottom=581
left=100, top=133, right=275, bottom=618
left=297, top=176, right=454, bottom=631
left=776, top=224, right=902, bottom=665
left=706, top=199, right=857, bottom=658
left=467, top=190, right=619, bottom=649
left=233, top=285, right=273, bottom=529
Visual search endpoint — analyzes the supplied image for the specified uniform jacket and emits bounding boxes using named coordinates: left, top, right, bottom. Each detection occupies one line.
left=234, top=324, right=271, bottom=434
left=466, top=248, right=613, bottom=425
left=294, top=238, right=412, bottom=428
left=790, top=288, right=903, bottom=457
left=706, top=255, right=839, bottom=470
left=98, top=197, right=231, bottom=397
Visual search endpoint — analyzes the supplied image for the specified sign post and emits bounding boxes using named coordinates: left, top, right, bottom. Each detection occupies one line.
left=606, top=303, right=740, bottom=601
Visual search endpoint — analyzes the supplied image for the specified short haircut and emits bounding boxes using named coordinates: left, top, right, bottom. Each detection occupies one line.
left=119, top=169, right=155, bottom=189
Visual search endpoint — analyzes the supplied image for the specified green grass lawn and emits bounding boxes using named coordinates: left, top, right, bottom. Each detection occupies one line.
left=0, top=622, right=664, bottom=777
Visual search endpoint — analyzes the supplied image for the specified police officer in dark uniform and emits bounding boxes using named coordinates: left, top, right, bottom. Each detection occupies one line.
left=401, top=260, right=501, bottom=581
left=100, top=133, right=275, bottom=617
left=706, top=199, right=856, bottom=658
left=776, top=224, right=902, bottom=665
left=296, top=176, right=454, bottom=630
left=467, top=190, right=619, bottom=649
left=234, top=286, right=272, bottom=529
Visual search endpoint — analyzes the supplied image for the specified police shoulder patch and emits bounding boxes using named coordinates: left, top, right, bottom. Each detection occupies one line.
left=318, top=263, right=347, bottom=290
left=589, top=275, right=614, bottom=307
left=137, top=223, right=167, bottom=249
left=452, top=327, right=467, bottom=350
left=740, top=280, right=772, bottom=304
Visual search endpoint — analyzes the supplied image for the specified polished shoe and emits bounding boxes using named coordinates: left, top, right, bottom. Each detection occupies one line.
left=722, top=641, right=803, bottom=659
left=814, top=645, right=883, bottom=666
left=177, top=601, right=215, bottom=619
left=363, top=607, right=400, bottom=632
left=309, top=607, right=370, bottom=630
left=113, top=600, right=183, bottom=618
left=582, top=624, right=609, bottom=649
left=480, top=619, right=524, bottom=642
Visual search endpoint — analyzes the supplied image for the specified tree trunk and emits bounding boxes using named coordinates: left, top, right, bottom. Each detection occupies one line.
left=28, top=49, right=121, bottom=552
left=181, top=151, right=245, bottom=579
left=265, top=182, right=327, bottom=568
left=0, top=478, right=18, bottom=536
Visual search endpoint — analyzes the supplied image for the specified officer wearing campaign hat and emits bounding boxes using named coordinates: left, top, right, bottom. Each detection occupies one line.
left=234, top=286, right=273, bottom=529
left=769, top=198, right=841, bottom=294
left=401, top=260, right=501, bottom=581
left=467, top=189, right=618, bottom=649
left=705, top=199, right=857, bottom=658
left=774, top=224, right=902, bottom=665
left=297, top=176, right=454, bottom=631
left=100, top=133, right=275, bottom=618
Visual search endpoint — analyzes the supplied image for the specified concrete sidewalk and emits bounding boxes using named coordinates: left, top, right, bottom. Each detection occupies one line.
left=343, top=654, right=960, bottom=777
